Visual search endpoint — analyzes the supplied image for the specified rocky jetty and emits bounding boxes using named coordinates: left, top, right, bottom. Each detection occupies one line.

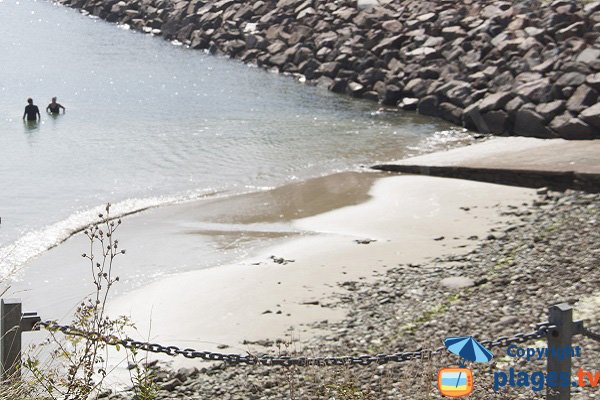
left=58, top=0, right=600, bottom=138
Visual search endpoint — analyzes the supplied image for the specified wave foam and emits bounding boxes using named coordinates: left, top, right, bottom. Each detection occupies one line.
left=0, top=189, right=219, bottom=282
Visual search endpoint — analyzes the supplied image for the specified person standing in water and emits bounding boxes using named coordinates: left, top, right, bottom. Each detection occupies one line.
left=23, top=98, right=41, bottom=121
left=46, top=97, right=65, bottom=114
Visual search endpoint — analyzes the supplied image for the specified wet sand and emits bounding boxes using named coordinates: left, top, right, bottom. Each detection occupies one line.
left=106, top=173, right=536, bottom=369
left=13, top=163, right=538, bottom=373
left=9, top=172, right=380, bottom=322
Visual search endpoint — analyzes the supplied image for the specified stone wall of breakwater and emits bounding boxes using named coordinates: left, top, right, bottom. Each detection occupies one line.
left=59, top=0, right=600, bottom=138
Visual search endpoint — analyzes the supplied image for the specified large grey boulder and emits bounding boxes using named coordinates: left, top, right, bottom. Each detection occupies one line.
left=297, top=7, right=316, bottom=19
left=550, top=115, right=597, bottom=139
left=566, top=85, right=598, bottom=113
left=269, top=52, right=291, bottom=67
left=586, top=73, right=600, bottom=91
left=584, top=1, right=600, bottom=14
left=525, top=26, right=545, bottom=38
left=276, top=0, right=303, bottom=8
left=404, top=78, right=429, bottom=98
left=357, top=0, right=380, bottom=10
left=441, top=26, right=466, bottom=40
left=214, top=0, right=234, bottom=11
left=576, top=48, right=600, bottom=65
left=416, top=12, right=436, bottom=23
left=358, top=68, right=386, bottom=86
left=287, top=25, right=312, bottom=46
left=439, top=102, right=463, bottom=125
left=445, top=83, right=473, bottom=108
left=505, top=96, right=525, bottom=116
left=222, top=39, right=247, bottom=56
left=514, top=108, right=554, bottom=137
left=160, top=19, right=183, bottom=39
left=478, top=91, right=514, bottom=113
left=316, top=62, right=340, bottom=78
left=463, top=102, right=489, bottom=132
left=555, top=72, right=587, bottom=87
left=190, top=30, right=209, bottom=49
left=328, top=78, right=347, bottom=93
left=198, top=12, right=222, bottom=29
left=482, top=110, right=509, bottom=134
left=378, top=84, right=403, bottom=105
left=246, top=34, right=267, bottom=50
left=314, top=32, right=338, bottom=48
left=332, top=7, right=355, bottom=21
left=266, top=41, right=286, bottom=54
left=515, top=78, right=552, bottom=103
left=293, top=47, right=313, bottom=64
left=234, top=3, right=254, bottom=19
left=535, top=100, right=566, bottom=122
left=382, top=20, right=403, bottom=34
left=579, top=103, right=600, bottom=130
left=417, top=95, right=439, bottom=117
left=398, top=97, right=417, bottom=110
left=298, top=59, right=320, bottom=79
left=347, top=81, right=366, bottom=97
left=372, top=35, right=405, bottom=54
left=419, top=67, right=440, bottom=80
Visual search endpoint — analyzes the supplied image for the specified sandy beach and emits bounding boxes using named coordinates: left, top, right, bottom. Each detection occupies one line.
left=104, top=171, right=537, bottom=369
left=9, top=140, right=547, bottom=374
left=12, top=137, right=600, bottom=399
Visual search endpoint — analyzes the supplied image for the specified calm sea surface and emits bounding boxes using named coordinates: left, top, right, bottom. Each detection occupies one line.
left=0, top=0, right=465, bottom=279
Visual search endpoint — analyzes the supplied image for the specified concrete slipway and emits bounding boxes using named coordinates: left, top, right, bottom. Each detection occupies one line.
left=373, top=137, right=600, bottom=192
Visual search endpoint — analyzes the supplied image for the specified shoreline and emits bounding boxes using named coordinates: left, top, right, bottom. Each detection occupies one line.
left=104, top=173, right=537, bottom=369
left=97, top=173, right=600, bottom=399
left=1, top=126, right=479, bottom=292
left=51, top=0, right=600, bottom=138
left=10, top=171, right=381, bottom=322
left=15, top=137, right=598, bottom=397
left=0, top=124, right=476, bottom=288
left=14, top=137, right=578, bottom=343
left=14, top=154, right=536, bottom=361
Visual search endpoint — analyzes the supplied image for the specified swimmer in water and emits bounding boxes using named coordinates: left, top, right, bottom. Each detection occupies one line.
left=23, top=98, right=41, bottom=121
left=46, top=97, right=66, bottom=114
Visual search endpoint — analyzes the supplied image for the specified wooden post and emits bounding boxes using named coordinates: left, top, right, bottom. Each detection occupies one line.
left=547, top=303, right=573, bottom=400
left=0, top=299, right=22, bottom=383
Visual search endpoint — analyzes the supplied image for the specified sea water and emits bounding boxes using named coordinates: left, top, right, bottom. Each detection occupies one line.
left=0, top=0, right=466, bottom=282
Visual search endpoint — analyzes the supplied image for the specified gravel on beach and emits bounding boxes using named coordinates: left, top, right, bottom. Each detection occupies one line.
left=110, top=188, right=599, bottom=400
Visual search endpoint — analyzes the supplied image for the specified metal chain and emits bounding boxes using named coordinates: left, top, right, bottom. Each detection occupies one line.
left=37, top=320, right=554, bottom=367
left=478, top=322, right=555, bottom=349
left=581, top=326, right=600, bottom=342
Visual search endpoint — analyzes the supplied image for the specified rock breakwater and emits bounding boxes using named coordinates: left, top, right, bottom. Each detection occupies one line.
left=58, top=0, right=600, bottom=138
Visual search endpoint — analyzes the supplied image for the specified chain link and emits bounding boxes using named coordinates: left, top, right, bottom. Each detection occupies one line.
left=37, top=320, right=554, bottom=367
left=480, top=323, right=554, bottom=349
left=581, top=326, right=600, bottom=342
